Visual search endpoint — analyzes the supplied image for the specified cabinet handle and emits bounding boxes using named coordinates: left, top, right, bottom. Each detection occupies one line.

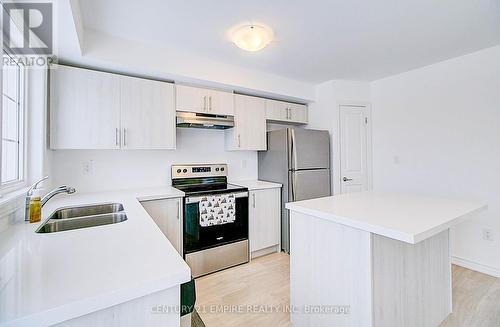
left=115, top=128, right=119, bottom=146
left=209, top=96, right=212, bottom=112
left=252, top=193, right=256, bottom=208
left=176, top=201, right=180, bottom=220
left=203, top=96, right=207, bottom=111
left=238, top=134, right=241, bottom=148
left=123, top=128, right=127, bottom=147
left=288, top=108, right=292, bottom=120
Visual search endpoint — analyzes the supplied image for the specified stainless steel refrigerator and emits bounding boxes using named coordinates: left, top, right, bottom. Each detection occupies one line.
left=258, top=128, right=331, bottom=253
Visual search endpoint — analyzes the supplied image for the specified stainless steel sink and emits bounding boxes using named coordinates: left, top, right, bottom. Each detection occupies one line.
left=36, top=203, right=127, bottom=233
left=48, top=203, right=124, bottom=219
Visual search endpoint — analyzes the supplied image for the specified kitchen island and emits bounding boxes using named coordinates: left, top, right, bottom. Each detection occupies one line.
left=285, top=192, right=487, bottom=327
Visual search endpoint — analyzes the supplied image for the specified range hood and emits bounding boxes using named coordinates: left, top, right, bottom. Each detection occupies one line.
left=176, top=112, right=234, bottom=130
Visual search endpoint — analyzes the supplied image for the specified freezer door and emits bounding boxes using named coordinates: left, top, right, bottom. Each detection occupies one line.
left=289, top=169, right=331, bottom=201
left=289, top=129, right=330, bottom=170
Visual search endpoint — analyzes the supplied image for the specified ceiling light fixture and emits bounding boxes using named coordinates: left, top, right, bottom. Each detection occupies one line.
left=230, top=24, right=273, bottom=52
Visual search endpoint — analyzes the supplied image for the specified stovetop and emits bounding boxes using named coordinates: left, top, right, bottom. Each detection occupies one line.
left=171, top=164, right=247, bottom=196
left=173, top=182, right=247, bottom=196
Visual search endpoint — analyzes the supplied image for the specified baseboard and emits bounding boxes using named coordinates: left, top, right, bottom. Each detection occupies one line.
left=251, top=244, right=279, bottom=259
left=452, top=256, right=500, bottom=278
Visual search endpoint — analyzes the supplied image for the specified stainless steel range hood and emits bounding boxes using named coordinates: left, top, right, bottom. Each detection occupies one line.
left=176, top=112, right=234, bottom=130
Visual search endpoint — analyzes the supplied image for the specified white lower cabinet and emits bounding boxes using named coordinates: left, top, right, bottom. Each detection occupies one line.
left=141, top=198, right=183, bottom=254
left=248, top=188, right=281, bottom=258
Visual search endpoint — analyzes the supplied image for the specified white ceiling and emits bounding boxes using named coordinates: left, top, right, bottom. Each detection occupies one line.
left=80, top=0, right=500, bottom=83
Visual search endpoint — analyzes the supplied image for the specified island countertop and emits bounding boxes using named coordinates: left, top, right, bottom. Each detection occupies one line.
left=286, top=191, right=487, bottom=244
left=0, top=187, right=190, bottom=327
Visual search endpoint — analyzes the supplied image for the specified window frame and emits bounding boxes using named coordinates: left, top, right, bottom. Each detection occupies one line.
left=0, top=50, right=27, bottom=195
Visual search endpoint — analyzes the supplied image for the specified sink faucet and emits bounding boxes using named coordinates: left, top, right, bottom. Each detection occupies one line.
left=41, top=185, right=76, bottom=206
left=25, top=176, right=76, bottom=221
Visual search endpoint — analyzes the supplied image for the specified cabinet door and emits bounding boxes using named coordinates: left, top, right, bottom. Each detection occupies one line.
left=249, top=189, right=281, bottom=253
left=207, top=89, right=234, bottom=116
left=50, top=65, right=121, bottom=149
left=226, top=94, right=266, bottom=151
left=121, top=76, right=176, bottom=149
left=175, top=84, right=208, bottom=114
left=266, top=99, right=288, bottom=121
left=265, top=99, right=308, bottom=124
left=141, top=198, right=182, bottom=254
left=289, top=103, right=308, bottom=124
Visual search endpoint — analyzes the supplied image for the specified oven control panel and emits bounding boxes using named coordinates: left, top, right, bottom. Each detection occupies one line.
left=172, top=164, right=228, bottom=179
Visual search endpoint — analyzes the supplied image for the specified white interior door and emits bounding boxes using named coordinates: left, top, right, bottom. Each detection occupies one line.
left=340, top=105, right=370, bottom=193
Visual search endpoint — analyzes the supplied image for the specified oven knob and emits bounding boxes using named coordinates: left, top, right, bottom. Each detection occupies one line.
left=215, top=168, right=219, bottom=172
left=177, top=169, right=181, bottom=173
left=183, top=169, right=188, bottom=173
left=220, top=167, right=225, bottom=171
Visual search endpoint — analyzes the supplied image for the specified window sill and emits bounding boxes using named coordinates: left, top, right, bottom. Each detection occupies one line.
left=0, top=187, right=28, bottom=208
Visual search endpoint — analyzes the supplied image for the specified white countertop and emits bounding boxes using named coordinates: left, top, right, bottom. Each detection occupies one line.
left=0, top=187, right=190, bottom=327
left=286, top=192, right=487, bottom=244
left=230, top=180, right=282, bottom=191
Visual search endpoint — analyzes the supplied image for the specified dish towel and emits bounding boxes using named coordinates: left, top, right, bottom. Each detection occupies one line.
left=199, top=194, right=236, bottom=227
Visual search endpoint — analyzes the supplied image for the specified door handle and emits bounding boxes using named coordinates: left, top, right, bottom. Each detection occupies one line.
left=343, top=177, right=353, bottom=182
left=252, top=193, right=256, bottom=208
left=209, top=96, right=212, bottom=112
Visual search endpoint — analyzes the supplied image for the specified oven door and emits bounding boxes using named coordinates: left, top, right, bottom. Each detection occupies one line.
left=183, top=191, right=248, bottom=254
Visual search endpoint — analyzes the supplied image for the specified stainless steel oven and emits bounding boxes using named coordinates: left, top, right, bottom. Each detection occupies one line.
left=172, top=164, right=249, bottom=277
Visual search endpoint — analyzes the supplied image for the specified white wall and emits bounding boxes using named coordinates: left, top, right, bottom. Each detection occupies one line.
left=371, top=45, right=500, bottom=276
left=51, top=128, right=257, bottom=193
left=308, top=80, right=370, bottom=194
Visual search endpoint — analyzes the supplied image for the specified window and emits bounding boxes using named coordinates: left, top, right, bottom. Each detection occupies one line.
left=1, top=50, right=25, bottom=192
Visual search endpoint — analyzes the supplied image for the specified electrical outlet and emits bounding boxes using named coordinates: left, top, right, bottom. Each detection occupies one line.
left=83, top=160, right=94, bottom=175
left=482, top=229, right=493, bottom=241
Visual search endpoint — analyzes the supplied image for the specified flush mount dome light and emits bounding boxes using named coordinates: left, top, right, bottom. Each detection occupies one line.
left=230, top=24, right=273, bottom=52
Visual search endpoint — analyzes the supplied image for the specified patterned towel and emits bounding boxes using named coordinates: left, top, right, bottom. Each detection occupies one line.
left=199, top=194, right=236, bottom=227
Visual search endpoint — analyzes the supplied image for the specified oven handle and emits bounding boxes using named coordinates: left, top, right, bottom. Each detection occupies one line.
left=185, top=191, right=249, bottom=204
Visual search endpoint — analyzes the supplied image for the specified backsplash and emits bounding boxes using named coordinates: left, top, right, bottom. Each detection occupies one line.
left=50, top=128, right=258, bottom=193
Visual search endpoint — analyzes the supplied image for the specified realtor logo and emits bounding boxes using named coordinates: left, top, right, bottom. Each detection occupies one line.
left=2, top=2, right=53, bottom=55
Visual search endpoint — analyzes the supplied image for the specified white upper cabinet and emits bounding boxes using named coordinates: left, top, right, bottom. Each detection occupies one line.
left=266, top=99, right=308, bottom=124
left=175, top=84, right=234, bottom=116
left=225, top=94, right=267, bottom=151
left=120, top=75, right=175, bottom=150
left=50, top=65, right=121, bottom=149
left=50, top=65, right=176, bottom=150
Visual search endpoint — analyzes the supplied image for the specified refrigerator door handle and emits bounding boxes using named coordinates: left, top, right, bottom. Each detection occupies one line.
left=290, top=171, right=296, bottom=202
left=288, top=129, right=298, bottom=170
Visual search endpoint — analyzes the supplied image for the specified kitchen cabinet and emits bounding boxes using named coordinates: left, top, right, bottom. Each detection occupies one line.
left=225, top=94, right=267, bottom=151
left=249, top=188, right=281, bottom=258
left=141, top=197, right=183, bottom=254
left=120, top=75, right=176, bottom=149
left=175, top=84, right=234, bottom=116
left=50, top=65, right=121, bottom=149
left=266, top=99, right=308, bottom=124
left=50, top=65, right=176, bottom=150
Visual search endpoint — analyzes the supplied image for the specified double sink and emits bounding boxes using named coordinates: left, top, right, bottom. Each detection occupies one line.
left=36, top=203, right=128, bottom=233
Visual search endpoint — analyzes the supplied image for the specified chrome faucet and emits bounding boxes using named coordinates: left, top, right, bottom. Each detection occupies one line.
left=41, top=185, right=76, bottom=206
left=25, top=176, right=76, bottom=222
